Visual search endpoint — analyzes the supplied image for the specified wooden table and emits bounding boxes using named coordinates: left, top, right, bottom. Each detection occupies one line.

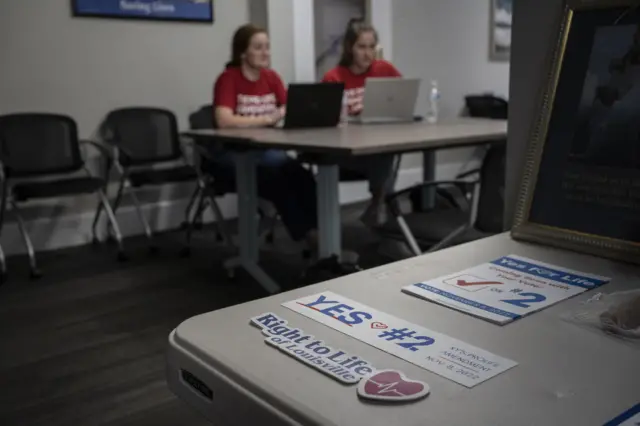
left=184, top=118, right=507, bottom=293
left=166, top=233, right=640, bottom=425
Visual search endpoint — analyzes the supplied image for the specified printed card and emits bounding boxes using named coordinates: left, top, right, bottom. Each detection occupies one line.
left=403, top=255, right=610, bottom=325
left=282, top=292, right=517, bottom=388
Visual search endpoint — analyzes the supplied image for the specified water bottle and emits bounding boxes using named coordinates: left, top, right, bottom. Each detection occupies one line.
left=341, top=91, right=349, bottom=125
left=427, top=80, right=440, bottom=124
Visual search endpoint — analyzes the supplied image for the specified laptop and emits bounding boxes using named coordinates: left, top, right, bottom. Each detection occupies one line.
left=277, top=82, right=344, bottom=129
left=352, top=78, right=421, bottom=124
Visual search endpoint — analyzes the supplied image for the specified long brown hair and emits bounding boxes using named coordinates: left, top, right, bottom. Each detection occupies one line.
left=338, top=18, right=378, bottom=67
left=226, top=24, right=267, bottom=68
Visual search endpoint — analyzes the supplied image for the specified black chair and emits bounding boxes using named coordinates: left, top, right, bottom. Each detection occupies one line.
left=464, top=94, right=509, bottom=119
left=0, top=113, right=125, bottom=279
left=181, top=105, right=234, bottom=254
left=381, top=95, right=508, bottom=256
left=182, top=105, right=280, bottom=258
left=93, top=107, right=199, bottom=253
left=384, top=143, right=505, bottom=255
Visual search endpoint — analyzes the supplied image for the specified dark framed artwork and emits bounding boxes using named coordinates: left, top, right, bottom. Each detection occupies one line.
left=72, top=0, right=214, bottom=23
left=490, top=0, right=513, bottom=61
left=512, top=0, right=640, bottom=264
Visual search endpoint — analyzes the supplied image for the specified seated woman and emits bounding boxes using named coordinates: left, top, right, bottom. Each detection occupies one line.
left=322, top=19, right=402, bottom=227
left=208, top=24, right=319, bottom=248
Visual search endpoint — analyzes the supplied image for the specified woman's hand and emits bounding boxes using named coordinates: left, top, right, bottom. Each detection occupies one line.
left=261, top=109, right=284, bottom=127
left=261, top=114, right=278, bottom=126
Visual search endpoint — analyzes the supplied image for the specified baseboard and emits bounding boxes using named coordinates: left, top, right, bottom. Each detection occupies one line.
left=0, top=162, right=465, bottom=256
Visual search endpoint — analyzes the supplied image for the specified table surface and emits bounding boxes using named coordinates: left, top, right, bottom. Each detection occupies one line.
left=183, top=118, right=507, bottom=156
left=172, top=233, right=640, bottom=426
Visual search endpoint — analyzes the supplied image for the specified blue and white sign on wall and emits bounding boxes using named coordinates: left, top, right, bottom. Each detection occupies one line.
left=72, top=0, right=214, bottom=23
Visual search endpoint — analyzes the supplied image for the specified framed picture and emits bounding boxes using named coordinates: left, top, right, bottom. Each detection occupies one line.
left=512, top=0, right=640, bottom=265
left=490, top=0, right=513, bottom=61
left=72, top=0, right=214, bottom=23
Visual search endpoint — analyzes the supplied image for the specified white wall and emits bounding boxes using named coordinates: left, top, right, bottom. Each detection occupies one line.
left=248, top=0, right=268, bottom=29
left=314, top=0, right=365, bottom=78
left=0, top=0, right=248, bottom=136
left=393, top=0, right=510, bottom=119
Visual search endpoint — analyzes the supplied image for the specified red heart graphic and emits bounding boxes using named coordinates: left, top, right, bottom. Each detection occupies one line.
left=357, top=370, right=430, bottom=403
left=370, top=322, right=388, bottom=330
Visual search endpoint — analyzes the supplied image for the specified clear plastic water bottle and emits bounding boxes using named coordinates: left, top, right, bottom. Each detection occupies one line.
left=427, top=80, right=440, bottom=124
left=341, top=91, right=349, bottom=125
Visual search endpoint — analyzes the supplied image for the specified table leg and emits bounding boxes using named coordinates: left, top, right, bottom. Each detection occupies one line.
left=420, top=150, right=437, bottom=210
left=224, top=151, right=280, bottom=294
left=316, top=164, right=342, bottom=261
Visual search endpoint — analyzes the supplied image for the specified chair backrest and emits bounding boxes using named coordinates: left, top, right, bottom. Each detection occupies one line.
left=189, top=105, right=216, bottom=130
left=465, top=95, right=508, bottom=119
left=100, top=107, right=181, bottom=167
left=474, top=143, right=506, bottom=233
left=0, top=113, right=83, bottom=177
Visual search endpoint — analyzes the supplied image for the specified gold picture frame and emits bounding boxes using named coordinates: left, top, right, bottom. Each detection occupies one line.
left=511, top=0, right=640, bottom=265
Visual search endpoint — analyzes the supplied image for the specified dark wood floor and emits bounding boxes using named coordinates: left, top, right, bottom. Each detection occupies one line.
left=0, top=209, right=390, bottom=425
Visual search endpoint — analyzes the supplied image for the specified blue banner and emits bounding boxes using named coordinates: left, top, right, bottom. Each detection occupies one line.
left=490, top=256, right=608, bottom=289
left=73, top=0, right=213, bottom=22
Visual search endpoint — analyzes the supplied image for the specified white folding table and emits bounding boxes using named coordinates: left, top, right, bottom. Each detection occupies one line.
left=166, top=233, right=639, bottom=425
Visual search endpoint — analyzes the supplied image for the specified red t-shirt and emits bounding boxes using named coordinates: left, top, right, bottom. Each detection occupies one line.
left=322, top=59, right=402, bottom=115
left=213, top=67, right=287, bottom=117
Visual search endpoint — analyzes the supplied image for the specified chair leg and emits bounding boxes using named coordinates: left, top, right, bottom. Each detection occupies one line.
left=128, top=190, right=156, bottom=253
left=98, top=190, right=127, bottom=261
left=0, top=243, right=6, bottom=285
left=183, top=185, right=201, bottom=229
left=91, top=201, right=104, bottom=244
left=427, top=224, right=469, bottom=253
left=205, top=189, right=232, bottom=245
left=106, top=178, right=126, bottom=241
left=11, top=201, right=41, bottom=279
left=181, top=191, right=208, bottom=257
left=395, top=215, right=422, bottom=257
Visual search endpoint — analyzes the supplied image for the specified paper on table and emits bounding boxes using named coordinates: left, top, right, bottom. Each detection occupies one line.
left=282, top=292, right=517, bottom=388
left=402, top=255, right=610, bottom=325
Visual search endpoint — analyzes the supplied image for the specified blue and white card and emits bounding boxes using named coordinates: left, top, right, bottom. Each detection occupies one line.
left=402, top=255, right=610, bottom=325
left=282, top=292, right=517, bottom=388
left=604, top=404, right=640, bottom=426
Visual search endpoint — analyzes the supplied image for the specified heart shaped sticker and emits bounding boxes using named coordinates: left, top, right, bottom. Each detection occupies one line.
left=357, top=370, right=430, bottom=403
left=370, top=322, right=388, bottom=330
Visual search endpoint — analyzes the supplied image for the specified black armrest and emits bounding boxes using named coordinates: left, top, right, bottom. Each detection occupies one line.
left=456, top=168, right=481, bottom=180
left=386, top=179, right=478, bottom=203
left=80, top=139, right=112, bottom=158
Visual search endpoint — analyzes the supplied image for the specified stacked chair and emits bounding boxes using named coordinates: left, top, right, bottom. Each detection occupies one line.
left=381, top=95, right=508, bottom=256
left=93, top=107, right=201, bottom=254
left=0, top=113, right=125, bottom=279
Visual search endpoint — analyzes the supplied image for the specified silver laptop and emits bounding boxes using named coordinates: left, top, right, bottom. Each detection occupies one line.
left=352, top=77, right=421, bottom=124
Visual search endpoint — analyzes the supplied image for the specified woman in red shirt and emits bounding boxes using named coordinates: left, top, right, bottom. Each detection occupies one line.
left=322, top=19, right=402, bottom=227
left=208, top=24, right=318, bottom=245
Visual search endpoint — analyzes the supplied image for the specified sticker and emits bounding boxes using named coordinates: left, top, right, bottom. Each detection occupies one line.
left=604, top=403, right=640, bottom=426
left=282, top=292, right=517, bottom=388
left=250, top=313, right=377, bottom=385
left=403, top=255, right=610, bottom=325
left=357, top=370, right=430, bottom=403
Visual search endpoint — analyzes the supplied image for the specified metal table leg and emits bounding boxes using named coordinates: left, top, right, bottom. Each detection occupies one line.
left=316, top=164, right=342, bottom=261
left=420, top=150, right=437, bottom=211
left=223, top=151, right=280, bottom=294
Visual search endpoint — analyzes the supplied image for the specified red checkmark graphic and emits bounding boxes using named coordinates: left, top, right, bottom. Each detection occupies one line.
left=456, top=280, right=502, bottom=287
